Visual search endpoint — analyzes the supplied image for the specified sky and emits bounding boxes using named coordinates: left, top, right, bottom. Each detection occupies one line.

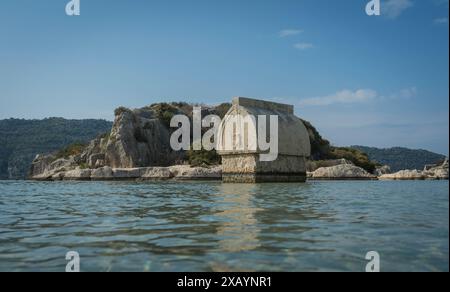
left=0, top=0, right=448, bottom=154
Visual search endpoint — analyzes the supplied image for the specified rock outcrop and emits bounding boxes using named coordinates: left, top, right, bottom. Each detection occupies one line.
left=104, top=108, right=183, bottom=168
left=306, top=158, right=354, bottom=172
left=64, top=168, right=92, bottom=181
left=311, top=164, right=377, bottom=180
left=29, top=103, right=225, bottom=180
left=374, top=165, right=391, bottom=176
left=379, top=158, right=448, bottom=180
left=379, top=169, right=426, bottom=180
left=31, top=165, right=221, bottom=181
left=169, top=165, right=222, bottom=180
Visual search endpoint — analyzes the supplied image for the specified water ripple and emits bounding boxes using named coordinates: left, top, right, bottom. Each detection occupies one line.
left=0, top=180, right=448, bottom=272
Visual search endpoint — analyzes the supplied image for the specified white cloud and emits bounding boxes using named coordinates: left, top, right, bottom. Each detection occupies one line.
left=299, top=89, right=378, bottom=106
left=383, top=0, right=414, bottom=19
left=382, top=87, right=418, bottom=100
left=279, top=29, right=303, bottom=37
left=293, top=42, right=314, bottom=50
left=299, top=87, right=418, bottom=107
left=434, top=17, right=449, bottom=24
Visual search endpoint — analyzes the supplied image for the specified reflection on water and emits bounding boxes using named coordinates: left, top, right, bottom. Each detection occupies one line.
left=215, top=184, right=262, bottom=252
left=0, top=180, right=448, bottom=272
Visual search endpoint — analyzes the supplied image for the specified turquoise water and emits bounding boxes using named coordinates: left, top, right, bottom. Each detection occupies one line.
left=0, top=180, right=448, bottom=272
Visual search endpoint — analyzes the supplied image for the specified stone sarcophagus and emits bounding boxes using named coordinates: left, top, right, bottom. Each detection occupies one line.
left=216, top=97, right=311, bottom=183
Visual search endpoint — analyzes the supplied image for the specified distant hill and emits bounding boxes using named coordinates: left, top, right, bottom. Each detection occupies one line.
left=350, top=146, right=447, bottom=172
left=0, top=118, right=112, bottom=179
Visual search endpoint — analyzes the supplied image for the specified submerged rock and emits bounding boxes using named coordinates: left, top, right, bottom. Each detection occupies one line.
left=311, top=164, right=376, bottom=180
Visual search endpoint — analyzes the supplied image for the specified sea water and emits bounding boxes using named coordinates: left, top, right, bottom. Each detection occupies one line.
left=0, top=180, right=448, bottom=272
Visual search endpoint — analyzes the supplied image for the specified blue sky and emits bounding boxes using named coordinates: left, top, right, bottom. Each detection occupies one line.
left=0, top=0, right=448, bottom=154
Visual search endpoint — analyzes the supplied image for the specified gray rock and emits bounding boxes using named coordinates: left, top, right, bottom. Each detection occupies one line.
left=374, top=165, right=391, bottom=176
left=311, top=164, right=376, bottom=180
left=29, top=154, right=56, bottom=178
left=112, top=168, right=141, bottom=179
left=170, top=165, right=222, bottom=180
left=90, top=166, right=113, bottom=180
left=88, top=153, right=106, bottom=168
left=104, top=109, right=184, bottom=168
left=426, top=168, right=449, bottom=180
left=139, top=167, right=174, bottom=180
left=379, top=169, right=426, bottom=180
left=307, top=159, right=354, bottom=172
left=380, top=159, right=448, bottom=180
left=63, top=168, right=92, bottom=181
left=30, top=155, right=77, bottom=180
left=51, top=172, right=65, bottom=181
left=423, top=158, right=449, bottom=180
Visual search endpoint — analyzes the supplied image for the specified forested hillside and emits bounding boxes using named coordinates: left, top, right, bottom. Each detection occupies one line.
left=0, top=118, right=112, bottom=179
left=351, top=146, right=446, bottom=172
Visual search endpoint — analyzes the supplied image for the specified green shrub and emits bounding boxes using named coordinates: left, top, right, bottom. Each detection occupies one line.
left=329, top=147, right=378, bottom=173
left=149, top=103, right=180, bottom=128
left=79, top=162, right=89, bottom=169
left=300, top=119, right=332, bottom=160
left=214, top=103, right=232, bottom=119
left=54, top=142, right=87, bottom=160
left=187, top=148, right=221, bottom=167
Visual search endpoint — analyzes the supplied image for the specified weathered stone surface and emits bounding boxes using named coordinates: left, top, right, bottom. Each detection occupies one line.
left=424, top=158, right=448, bottom=179
left=379, top=169, right=426, bottom=180
left=378, top=159, right=448, bottom=180
left=374, top=165, right=391, bottom=176
left=312, top=164, right=376, bottom=180
left=221, top=154, right=307, bottom=183
left=51, top=172, right=65, bottom=181
left=31, top=164, right=222, bottom=181
left=139, top=167, right=174, bottom=180
left=63, top=168, right=92, bottom=181
left=29, top=105, right=189, bottom=179
left=170, top=165, right=222, bottom=180
left=307, top=159, right=354, bottom=172
left=29, top=154, right=55, bottom=178
left=29, top=155, right=77, bottom=180
left=424, top=158, right=448, bottom=171
left=90, top=166, right=113, bottom=180
left=88, top=153, right=106, bottom=169
left=112, top=168, right=141, bottom=179
left=104, top=109, right=183, bottom=168
left=217, top=97, right=310, bottom=183
left=426, top=167, right=449, bottom=180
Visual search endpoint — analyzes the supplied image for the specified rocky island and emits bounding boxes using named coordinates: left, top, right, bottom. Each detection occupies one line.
left=28, top=98, right=448, bottom=182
